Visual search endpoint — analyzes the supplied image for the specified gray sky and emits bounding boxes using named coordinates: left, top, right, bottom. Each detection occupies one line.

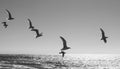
left=0, top=0, right=120, bottom=55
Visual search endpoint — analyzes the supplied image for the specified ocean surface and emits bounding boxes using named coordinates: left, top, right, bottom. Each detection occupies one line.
left=0, top=54, right=120, bottom=69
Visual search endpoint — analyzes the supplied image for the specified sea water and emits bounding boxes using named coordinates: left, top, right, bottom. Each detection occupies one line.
left=0, top=54, right=120, bottom=69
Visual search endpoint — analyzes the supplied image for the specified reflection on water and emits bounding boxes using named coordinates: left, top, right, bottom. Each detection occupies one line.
left=0, top=54, right=120, bottom=69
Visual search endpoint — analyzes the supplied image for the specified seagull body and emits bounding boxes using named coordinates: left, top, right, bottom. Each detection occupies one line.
left=59, top=50, right=66, bottom=57
left=1, top=22, right=8, bottom=28
left=28, top=19, right=34, bottom=29
left=31, top=28, right=43, bottom=38
left=60, top=36, right=70, bottom=50
left=100, top=28, right=108, bottom=43
left=6, top=9, right=14, bottom=20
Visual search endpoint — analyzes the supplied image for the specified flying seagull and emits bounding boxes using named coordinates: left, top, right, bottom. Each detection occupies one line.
left=100, top=28, right=108, bottom=43
left=1, top=22, right=8, bottom=28
left=28, top=19, right=34, bottom=29
left=60, top=36, right=70, bottom=50
left=59, top=50, right=66, bottom=57
left=6, top=9, right=14, bottom=20
left=31, top=28, right=43, bottom=38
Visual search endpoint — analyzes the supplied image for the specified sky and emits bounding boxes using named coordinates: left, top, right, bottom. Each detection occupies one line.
left=0, top=0, right=120, bottom=55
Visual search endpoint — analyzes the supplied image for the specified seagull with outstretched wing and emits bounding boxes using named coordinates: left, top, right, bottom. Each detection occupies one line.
left=1, top=22, right=8, bottom=28
left=60, top=36, right=70, bottom=50
left=100, top=28, right=108, bottom=43
left=6, top=9, right=14, bottom=20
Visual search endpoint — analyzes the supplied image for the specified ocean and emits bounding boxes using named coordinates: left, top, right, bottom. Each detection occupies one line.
left=0, top=54, right=120, bottom=69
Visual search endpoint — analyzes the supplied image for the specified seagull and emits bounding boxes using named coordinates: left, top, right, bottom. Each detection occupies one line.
left=28, top=19, right=34, bottom=29
left=59, top=50, right=66, bottom=57
left=100, top=28, right=108, bottom=43
left=1, top=22, right=8, bottom=28
left=31, top=28, right=43, bottom=38
left=5, top=9, right=14, bottom=20
left=60, top=36, right=71, bottom=50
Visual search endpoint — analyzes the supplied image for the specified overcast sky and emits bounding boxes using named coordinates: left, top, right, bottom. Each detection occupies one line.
left=0, top=0, right=120, bottom=55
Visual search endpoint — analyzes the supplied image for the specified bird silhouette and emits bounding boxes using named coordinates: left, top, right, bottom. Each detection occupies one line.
left=100, top=28, right=108, bottom=43
left=31, top=28, right=43, bottom=38
left=6, top=9, right=14, bottom=20
left=59, top=50, right=66, bottom=57
left=28, top=19, right=34, bottom=29
left=1, top=22, right=8, bottom=28
left=60, top=36, right=71, bottom=50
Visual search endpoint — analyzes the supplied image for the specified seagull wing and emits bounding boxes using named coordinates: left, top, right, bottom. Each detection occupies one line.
left=6, top=9, right=12, bottom=19
left=100, top=28, right=105, bottom=37
left=60, top=36, right=67, bottom=49
left=28, top=19, right=33, bottom=27
left=28, top=19, right=34, bottom=29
